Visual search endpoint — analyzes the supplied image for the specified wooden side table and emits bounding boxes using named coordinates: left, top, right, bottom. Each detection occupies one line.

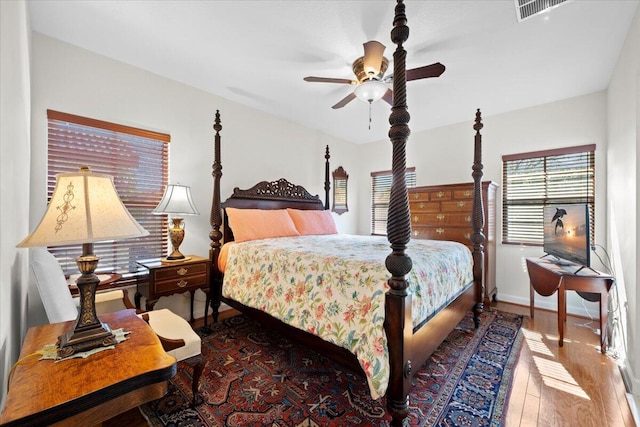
left=526, top=257, right=615, bottom=353
left=135, top=255, right=210, bottom=322
left=0, top=310, right=176, bottom=427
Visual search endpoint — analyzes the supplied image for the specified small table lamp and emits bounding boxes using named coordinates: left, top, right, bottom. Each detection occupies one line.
left=152, top=184, right=199, bottom=261
left=17, top=166, right=149, bottom=358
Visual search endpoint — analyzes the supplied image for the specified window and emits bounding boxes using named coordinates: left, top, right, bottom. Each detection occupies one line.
left=47, top=110, right=169, bottom=275
left=502, top=144, right=595, bottom=245
left=371, top=167, right=416, bottom=235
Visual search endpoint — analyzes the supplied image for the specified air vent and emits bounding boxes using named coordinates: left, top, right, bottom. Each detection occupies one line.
left=515, top=0, right=570, bottom=22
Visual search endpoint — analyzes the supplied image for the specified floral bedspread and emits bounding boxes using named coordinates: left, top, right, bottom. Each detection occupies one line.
left=222, top=234, right=474, bottom=399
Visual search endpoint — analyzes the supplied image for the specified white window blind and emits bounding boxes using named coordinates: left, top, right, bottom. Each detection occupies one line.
left=47, top=110, right=169, bottom=275
left=371, top=167, right=416, bottom=235
left=502, top=145, right=595, bottom=245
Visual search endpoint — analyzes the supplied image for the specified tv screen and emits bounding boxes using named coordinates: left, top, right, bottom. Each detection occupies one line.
left=543, top=204, right=590, bottom=267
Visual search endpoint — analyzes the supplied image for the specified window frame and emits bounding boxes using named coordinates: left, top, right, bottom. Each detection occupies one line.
left=370, top=167, right=416, bottom=235
left=502, top=144, right=595, bottom=246
left=46, top=110, right=169, bottom=276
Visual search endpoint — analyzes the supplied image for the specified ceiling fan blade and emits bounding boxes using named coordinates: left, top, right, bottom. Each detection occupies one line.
left=362, top=41, right=386, bottom=77
left=406, top=62, right=446, bottom=81
left=382, top=89, right=393, bottom=105
left=331, top=92, right=357, bottom=109
left=304, top=76, right=355, bottom=84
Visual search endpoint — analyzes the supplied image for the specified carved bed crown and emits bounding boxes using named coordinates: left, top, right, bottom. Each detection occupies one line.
left=230, top=178, right=320, bottom=202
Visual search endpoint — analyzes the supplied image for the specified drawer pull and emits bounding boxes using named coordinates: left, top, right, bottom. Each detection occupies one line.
left=437, top=214, right=445, bottom=221
left=177, top=279, right=188, bottom=288
left=457, top=201, right=466, bottom=208
left=419, top=202, right=425, bottom=209
left=465, top=215, right=471, bottom=222
left=177, top=267, right=188, bottom=276
left=413, top=230, right=420, bottom=237
left=464, top=233, right=471, bottom=239
left=436, top=228, right=445, bottom=234
left=437, top=191, right=444, bottom=198
left=413, top=215, right=420, bottom=222
left=413, top=193, right=419, bottom=199
left=464, top=190, right=472, bottom=197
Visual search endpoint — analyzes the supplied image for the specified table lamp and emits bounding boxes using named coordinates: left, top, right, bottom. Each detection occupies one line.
left=152, top=184, right=199, bottom=261
left=17, top=166, right=149, bottom=358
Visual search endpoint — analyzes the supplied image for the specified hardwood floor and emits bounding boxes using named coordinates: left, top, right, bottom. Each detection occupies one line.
left=104, top=303, right=635, bottom=427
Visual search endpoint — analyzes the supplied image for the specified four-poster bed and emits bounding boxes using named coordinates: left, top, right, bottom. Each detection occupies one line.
left=206, top=1, right=486, bottom=425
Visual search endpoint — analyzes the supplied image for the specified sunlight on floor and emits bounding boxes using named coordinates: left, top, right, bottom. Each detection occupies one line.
left=522, top=327, right=591, bottom=400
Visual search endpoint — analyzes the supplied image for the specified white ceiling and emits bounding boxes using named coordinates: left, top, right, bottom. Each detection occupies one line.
left=28, top=0, right=638, bottom=145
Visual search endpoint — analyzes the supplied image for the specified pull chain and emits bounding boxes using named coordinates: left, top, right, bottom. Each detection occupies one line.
left=368, top=100, right=373, bottom=130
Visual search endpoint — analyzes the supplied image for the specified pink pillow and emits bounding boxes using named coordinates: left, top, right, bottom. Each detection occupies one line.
left=287, top=209, right=338, bottom=235
left=225, top=208, right=300, bottom=242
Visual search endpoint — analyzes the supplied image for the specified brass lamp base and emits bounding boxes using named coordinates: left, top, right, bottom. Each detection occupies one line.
left=57, top=244, right=117, bottom=359
left=167, top=217, right=186, bottom=260
left=57, top=322, right=117, bottom=359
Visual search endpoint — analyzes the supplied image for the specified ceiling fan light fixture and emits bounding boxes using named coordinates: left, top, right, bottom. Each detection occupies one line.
left=354, top=79, right=388, bottom=103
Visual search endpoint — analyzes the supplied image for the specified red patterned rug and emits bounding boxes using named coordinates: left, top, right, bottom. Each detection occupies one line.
left=140, top=309, right=523, bottom=426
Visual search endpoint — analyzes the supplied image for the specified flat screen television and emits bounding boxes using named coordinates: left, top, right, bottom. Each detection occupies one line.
left=543, top=204, right=590, bottom=267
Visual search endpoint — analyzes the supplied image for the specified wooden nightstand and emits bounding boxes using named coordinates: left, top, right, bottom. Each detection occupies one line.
left=135, top=255, right=210, bottom=323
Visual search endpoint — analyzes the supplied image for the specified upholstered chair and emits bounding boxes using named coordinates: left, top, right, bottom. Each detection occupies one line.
left=30, top=248, right=205, bottom=406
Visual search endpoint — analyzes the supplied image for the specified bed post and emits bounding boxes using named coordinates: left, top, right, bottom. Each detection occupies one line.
left=471, top=109, right=485, bottom=327
left=384, top=1, right=413, bottom=425
left=209, top=110, right=223, bottom=324
left=324, top=145, right=330, bottom=210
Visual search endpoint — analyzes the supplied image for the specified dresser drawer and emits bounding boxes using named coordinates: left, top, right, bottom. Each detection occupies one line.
left=411, top=213, right=472, bottom=226
left=453, top=188, right=474, bottom=199
left=409, top=201, right=441, bottom=213
left=152, top=263, right=208, bottom=281
left=411, top=226, right=473, bottom=244
left=154, top=273, right=208, bottom=294
left=441, top=199, right=472, bottom=212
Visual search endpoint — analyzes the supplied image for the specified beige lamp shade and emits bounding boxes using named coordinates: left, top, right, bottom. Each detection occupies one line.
left=152, top=184, right=199, bottom=216
left=17, top=166, right=149, bottom=248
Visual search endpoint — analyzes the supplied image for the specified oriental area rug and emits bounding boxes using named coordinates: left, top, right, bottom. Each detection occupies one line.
left=140, top=309, right=523, bottom=427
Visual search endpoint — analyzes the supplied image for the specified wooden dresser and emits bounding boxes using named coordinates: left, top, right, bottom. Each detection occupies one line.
left=408, top=181, right=498, bottom=303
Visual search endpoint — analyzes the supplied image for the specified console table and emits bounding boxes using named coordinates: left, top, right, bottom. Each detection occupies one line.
left=526, top=257, right=615, bottom=353
left=0, top=310, right=176, bottom=427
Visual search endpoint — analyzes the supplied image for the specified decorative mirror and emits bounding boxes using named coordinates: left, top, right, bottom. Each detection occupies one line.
left=332, top=166, right=349, bottom=214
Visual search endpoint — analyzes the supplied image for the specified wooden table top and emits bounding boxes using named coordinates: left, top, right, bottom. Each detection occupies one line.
left=0, top=309, right=177, bottom=427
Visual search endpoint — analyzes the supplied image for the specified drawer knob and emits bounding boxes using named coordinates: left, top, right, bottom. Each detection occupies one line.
left=436, top=228, right=445, bottom=234
left=464, top=233, right=471, bottom=239
left=437, top=191, right=444, bottom=198
left=413, top=215, right=419, bottom=222
left=177, top=279, right=188, bottom=288
left=437, top=214, right=445, bottom=221
left=413, top=230, right=420, bottom=237
left=177, top=267, right=188, bottom=276
left=465, top=215, right=471, bottom=222
left=413, top=193, right=419, bottom=199
left=457, top=201, right=466, bottom=208
left=419, top=202, right=425, bottom=209
left=464, top=190, right=471, bottom=197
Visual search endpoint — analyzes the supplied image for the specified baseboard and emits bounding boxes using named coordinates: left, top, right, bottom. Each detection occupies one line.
left=620, top=360, right=640, bottom=425
left=497, top=293, right=601, bottom=319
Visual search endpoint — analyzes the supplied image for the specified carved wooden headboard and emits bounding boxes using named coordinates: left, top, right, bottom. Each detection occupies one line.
left=221, top=178, right=324, bottom=242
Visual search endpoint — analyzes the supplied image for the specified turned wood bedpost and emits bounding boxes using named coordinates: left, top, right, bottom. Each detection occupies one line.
left=324, top=145, right=330, bottom=210
left=209, top=110, right=223, bottom=323
left=385, top=1, right=413, bottom=425
left=471, top=109, right=486, bottom=327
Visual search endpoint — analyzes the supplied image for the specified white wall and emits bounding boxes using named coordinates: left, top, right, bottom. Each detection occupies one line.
left=0, top=0, right=32, bottom=410
left=29, top=33, right=359, bottom=322
left=607, top=5, right=640, bottom=403
left=356, top=92, right=608, bottom=318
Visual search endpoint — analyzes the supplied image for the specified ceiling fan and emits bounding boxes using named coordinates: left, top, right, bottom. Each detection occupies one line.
left=304, top=41, right=446, bottom=109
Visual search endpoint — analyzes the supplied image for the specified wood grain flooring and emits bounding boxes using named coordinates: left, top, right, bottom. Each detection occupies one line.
left=103, top=303, right=635, bottom=426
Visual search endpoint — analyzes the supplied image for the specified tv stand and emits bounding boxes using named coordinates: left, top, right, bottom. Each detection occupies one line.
left=526, top=257, right=614, bottom=354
